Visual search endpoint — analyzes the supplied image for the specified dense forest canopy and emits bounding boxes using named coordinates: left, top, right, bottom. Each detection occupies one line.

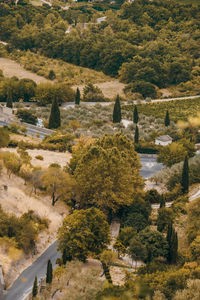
left=0, top=0, right=199, bottom=92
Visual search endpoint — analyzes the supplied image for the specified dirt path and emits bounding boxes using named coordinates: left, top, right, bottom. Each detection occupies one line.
left=0, top=58, right=49, bottom=84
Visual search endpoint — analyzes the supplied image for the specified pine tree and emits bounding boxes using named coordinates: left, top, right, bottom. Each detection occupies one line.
left=167, top=222, right=178, bottom=264
left=46, top=259, right=53, bottom=284
left=32, top=276, right=38, bottom=298
left=6, top=88, right=13, bottom=108
left=181, top=156, right=189, bottom=193
left=133, top=105, right=139, bottom=124
left=48, top=99, right=61, bottom=129
left=113, top=95, right=121, bottom=123
left=164, top=110, right=170, bottom=127
left=134, top=125, right=139, bottom=144
left=62, top=248, right=67, bottom=265
left=75, top=88, right=80, bottom=105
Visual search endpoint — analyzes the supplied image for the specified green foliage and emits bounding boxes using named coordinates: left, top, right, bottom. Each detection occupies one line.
left=129, top=238, right=147, bottom=265
left=48, top=98, right=61, bottom=129
left=2, top=151, right=21, bottom=177
left=71, top=133, right=142, bottom=214
left=166, top=222, right=178, bottom=264
left=83, top=83, right=106, bottom=102
left=17, top=109, right=37, bottom=125
left=138, top=227, right=169, bottom=263
left=58, top=207, right=110, bottom=262
left=134, top=125, right=139, bottom=144
left=165, top=110, right=170, bottom=127
left=113, top=95, right=121, bottom=123
left=47, top=69, right=56, bottom=80
left=126, top=81, right=157, bottom=99
left=190, top=236, right=200, bottom=261
left=187, top=198, right=200, bottom=243
left=75, top=87, right=80, bottom=105
left=157, top=207, right=174, bottom=233
left=181, top=156, right=189, bottom=193
left=32, top=276, right=38, bottom=298
left=133, top=105, right=139, bottom=124
left=117, top=227, right=136, bottom=248
left=46, top=259, right=53, bottom=284
left=0, top=206, right=48, bottom=253
left=0, top=128, right=10, bottom=147
left=6, top=88, right=13, bottom=108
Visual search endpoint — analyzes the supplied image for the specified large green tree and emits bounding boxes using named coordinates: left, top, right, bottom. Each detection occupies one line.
left=71, top=133, right=143, bottom=214
left=58, top=207, right=110, bottom=262
left=113, top=95, right=121, bottom=123
left=48, top=98, right=61, bottom=129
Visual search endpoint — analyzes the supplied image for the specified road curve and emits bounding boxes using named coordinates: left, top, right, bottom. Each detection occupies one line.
left=2, top=241, right=60, bottom=300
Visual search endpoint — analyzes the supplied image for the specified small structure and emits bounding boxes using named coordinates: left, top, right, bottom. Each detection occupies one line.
left=155, top=135, right=172, bottom=146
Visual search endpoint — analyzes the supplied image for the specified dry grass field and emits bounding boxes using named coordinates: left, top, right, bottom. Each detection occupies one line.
left=0, top=58, right=49, bottom=84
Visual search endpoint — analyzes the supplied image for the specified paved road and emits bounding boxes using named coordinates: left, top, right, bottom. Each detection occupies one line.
left=140, top=154, right=163, bottom=179
left=2, top=241, right=60, bottom=300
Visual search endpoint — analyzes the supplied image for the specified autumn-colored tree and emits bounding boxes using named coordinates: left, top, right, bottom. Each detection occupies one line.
left=41, top=167, right=74, bottom=205
left=3, top=151, right=21, bottom=178
left=71, top=133, right=142, bottom=214
left=58, top=207, right=110, bottom=262
left=19, top=164, right=33, bottom=184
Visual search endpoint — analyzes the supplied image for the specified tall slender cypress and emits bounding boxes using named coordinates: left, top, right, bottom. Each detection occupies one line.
left=32, top=276, right=38, bottom=298
left=46, top=259, right=53, bottom=284
left=75, top=88, right=80, bottom=105
left=164, top=110, right=170, bottom=127
left=181, top=156, right=189, bottom=193
left=6, top=88, right=13, bottom=108
left=48, top=98, right=61, bottom=129
left=113, top=95, right=121, bottom=123
left=133, top=105, right=139, bottom=124
left=134, top=125, right=139, bottom=144
left=167, top=222, right=178, bottom=264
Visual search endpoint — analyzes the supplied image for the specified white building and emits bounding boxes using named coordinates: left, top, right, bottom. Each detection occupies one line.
left=155, top=135, right=172, bottom=146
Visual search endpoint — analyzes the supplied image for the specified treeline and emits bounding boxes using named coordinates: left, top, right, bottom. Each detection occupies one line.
left=0, top=0, right=199, bottom=94
left=0, top=72, right=74, bottom=104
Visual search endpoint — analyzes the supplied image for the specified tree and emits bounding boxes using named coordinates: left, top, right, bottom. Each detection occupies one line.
left=72, top=133, right=142, bottom=214
left=165, top=110, right=170, bottom=127
left=17, top=109, right=37, bottom=125
left=190, top=235, right=200, bottom=261
left=41, top=167, right=74, bottom=206
left=157, top=207, right=173, bottom=232
left=129, top=238, right=147, bottom=269
left=134, top=125, right=139, bottom=143
left=58, top=208, right=110, bottom=262
left=133, top=105, right=139, bottom=124
left=46, top=259, right=53, bottom=284
left=32, top=276, right=38, bottom=298
left=157, top=142, right=187, bottom=167
left=48, top=70, right=56, bottom=80
left=3, top=151, right=21, bottom=178
left=181, top=156, right=189, bottom=193
left=6, top=88, right=13, bottom=108
left=19, top=164, right=33, bottom=185
left=62, top=248, right=68, bottom=265
left=0, top=128, right=10, bottom=147
left=138, top=228, right=169, bottom=262
left=75, top=87, right=80, bottom=105
left=166, top=222, right=178, bottom=264
left=48, top=99, right=61, bottom=129
left=113, top=95, right=121, bottom=123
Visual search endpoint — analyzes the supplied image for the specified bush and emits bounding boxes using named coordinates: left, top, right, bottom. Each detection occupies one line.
left=35, top=155, right=44, bottom=160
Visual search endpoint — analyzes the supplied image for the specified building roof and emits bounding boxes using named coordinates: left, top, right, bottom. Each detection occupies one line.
left=155, top=135, right=172, bottom=142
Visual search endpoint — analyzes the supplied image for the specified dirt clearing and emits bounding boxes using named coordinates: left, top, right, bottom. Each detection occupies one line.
left=73, top=80, right=126, bottom=99
left=1, top=148, right=72, bottom=168
left=0, top=58, right=49, bottom=84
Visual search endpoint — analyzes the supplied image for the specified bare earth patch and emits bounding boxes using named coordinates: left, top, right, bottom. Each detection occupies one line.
left=0, top=58, right=49, bottom=84
left=1, top=148, right=72, bottom=168
left=73, top=80, right=126, bottom=99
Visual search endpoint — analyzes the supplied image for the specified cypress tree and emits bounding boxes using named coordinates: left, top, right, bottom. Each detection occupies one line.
left=32, top=276, right=38, bottom=298
left=6, top=88, right=13, bottom=108
left=133, top=105, right=139, bottom=124
left=101, top=262, right=112, bottom=284
left=113, top=95, right=121, bottom=123
left=167, top=222, right=178, bottom=264
left=164, top=110, right=170, bottom=127
left=48, top=98, right=61, bottom=129
left=181, top=156, right=189, bottom=193
left=134, top=125, right=139, bottom=144
left=46, top=259, right=53, bottom=284
left=62, top=248, right=67, bottom=265
left=75, top=88, right=80, bottom=105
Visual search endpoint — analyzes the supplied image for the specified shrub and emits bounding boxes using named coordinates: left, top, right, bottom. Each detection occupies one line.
left=35, top=155, right=44, bottom=160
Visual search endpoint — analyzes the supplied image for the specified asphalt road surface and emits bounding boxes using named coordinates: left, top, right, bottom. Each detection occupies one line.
left=2, top=241, right=60, bottom=300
